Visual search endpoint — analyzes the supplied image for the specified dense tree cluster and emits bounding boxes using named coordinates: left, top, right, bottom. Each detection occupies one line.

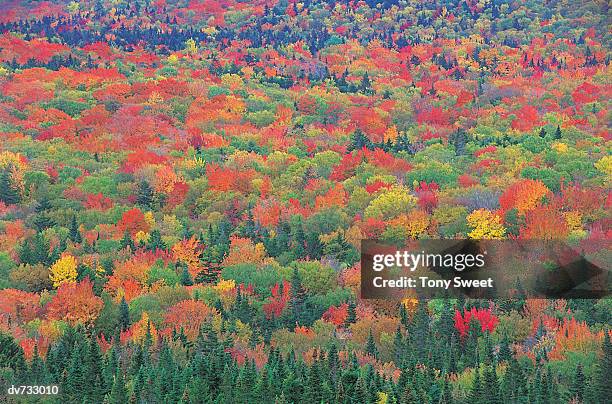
left=0, top=0, right=609, bottom=402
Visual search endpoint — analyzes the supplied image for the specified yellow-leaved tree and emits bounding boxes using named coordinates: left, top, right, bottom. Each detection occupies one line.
left=365, top=186, right=417, bottom=219
left=185, top=38, right=197, bottom=55
left=466, top=209, right=506, bottom=239
left=49, top=255, right=78, bottom=287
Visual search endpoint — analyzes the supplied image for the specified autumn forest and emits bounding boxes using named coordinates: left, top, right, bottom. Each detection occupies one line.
left=0, top=0, right=610, bottom=403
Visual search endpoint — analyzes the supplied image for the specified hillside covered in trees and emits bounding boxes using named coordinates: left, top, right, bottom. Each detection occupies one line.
left=0, top=0, right=610, bottom=403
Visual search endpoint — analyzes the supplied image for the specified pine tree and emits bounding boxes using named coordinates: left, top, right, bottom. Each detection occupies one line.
left=554, top=125, right=562, bottom=139
left=539, top=127, right=547, bottom=138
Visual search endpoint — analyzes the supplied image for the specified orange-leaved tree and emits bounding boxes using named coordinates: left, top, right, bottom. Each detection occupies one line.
left=46, top=278, right=103, bottom=326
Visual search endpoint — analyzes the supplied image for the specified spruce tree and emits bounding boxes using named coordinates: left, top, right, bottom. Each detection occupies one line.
left=236, top=360, right=257, bottom=403
left=353, top=376, right=369, bottom=403
left=539, top=127, right=547, bottom=138
left=0, top=168, right=20, bottom=205
left=399, top=302, right=409, bottom=328
left=409, top=299, right=430, bottom=361
left=274, top=392, right=289, bottom=404
left=400, top=385, right=418, bottom=404
left=570, top=363, right=584, bottom=402
left=146, top=229, right=166, bottom=251
left=274, top=221, right=291, bottom=256
left=449, top=129, right=468, bottom=156
left=107, top=368, right=127, bottom=404
left=348, top=128, right=372, bottom=151
left=33, top=196, right=55, bottom=231
left=65, top=342, right=86, bottom=399
left=136, top=180, right=154, bottom=208
left=366, top=329, right=379, bottom=359
left=289, top=267, right=306, bottom=327
left=180, top=264, right=193, bottom=286
left=304, top=359, right=322, bottom=403
left=19, top=238, right=33, bottom=265
left=469, top=364, right=483, bottom=404
left=119, top=297, right=130, bottom=332
left=394, top=326, right=404, bottom=365
left=482, top=364, right=500, bottom=404
left=32, top=233, right=50, bottom=265
left=328, top=343, right=340, bottom=384
left=360, top=72, right=374, bottom=94
left=290, top=219, right=306, bottom=259
left=28, top=345, right=45, bottom=383
left=601, top=331, right=612, bottom=395
left=345, top=299, right=357, bottom=327
left=0, top=332, right=27, bottom=377
left=305, top=231, right=323, bottom=259
left=120, top=230, right=134, bottom=250
left=439, top=378, right=453, bottom=404
left=589, top=331, right=612, bottom=403
left=502, top=355, right=526, bottom=401
left=69, top=215, right=82, bottom=243
left=464, top=317, right=481, bottom=368
left=85, top=337, right=105, bottom=403
left=436, top=300, right=456, bottom=343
